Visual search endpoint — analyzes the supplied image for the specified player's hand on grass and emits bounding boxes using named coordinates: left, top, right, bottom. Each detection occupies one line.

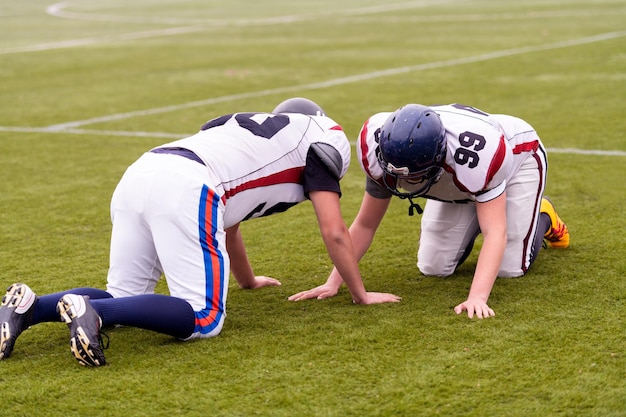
left=288, top=283, right=340, bottom=301
left=357, top=292, right=402, bottom=305
left=454, top=298, right=495, bottom=319
left=246, top=276, right=281, bottom=289
left=289, top=285, right=401, bottom=305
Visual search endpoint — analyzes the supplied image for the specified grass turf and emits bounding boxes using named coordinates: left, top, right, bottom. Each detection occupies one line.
left=0, top=1, right=624, bottom=416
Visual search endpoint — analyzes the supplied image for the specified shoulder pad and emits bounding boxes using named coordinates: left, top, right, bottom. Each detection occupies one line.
left=310, top=142, right=343, bottom=179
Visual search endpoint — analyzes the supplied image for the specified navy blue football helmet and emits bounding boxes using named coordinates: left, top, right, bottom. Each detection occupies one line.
left=377, top=104, right=447, bottom=198
left=272, top=97, right=326, bottom=116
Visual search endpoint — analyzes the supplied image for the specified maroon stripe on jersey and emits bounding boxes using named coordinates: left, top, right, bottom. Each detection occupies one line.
left=359, top=120, right=374, bottom=178
left=484, top=135, right=507, bottom=188
left=520, top=150, right=545, bottom=274
left=223, top=167, right=304, bottom=199
left=512, top=140, right=539, bottom=154
left=442, top=163, right=470, bottom=193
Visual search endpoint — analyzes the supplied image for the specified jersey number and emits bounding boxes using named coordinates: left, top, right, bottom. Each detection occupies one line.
left=201, top=113, right=289, bottom=139
left=454, top=131, right=486, bottom=168
left=201, top=112, right=298, bottom=221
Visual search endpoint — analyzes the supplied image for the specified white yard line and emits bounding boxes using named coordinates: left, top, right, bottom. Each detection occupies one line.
left=2, top=2, right=622, bottom=55
left=1, top=1, right=459, bottom=55
left=2, top=2, right=624, bottom=158
left=0, top=26, right=208, bottom=54
left=544, top=148, right=626, bottom=157
left=44, top=0, right=461, bottom=24
left=0, top=126, right=624, bottom=157
left=0, top=126, right=184, bottom=139
left=39, top=30, right=626, bottom=131
left=339, top=8, right=626, bottom=23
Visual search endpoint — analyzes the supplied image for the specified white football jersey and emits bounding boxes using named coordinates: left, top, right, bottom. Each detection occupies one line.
left=357, top=104, right=543, bottom=203
left=155, top=112, right=351, bottom=227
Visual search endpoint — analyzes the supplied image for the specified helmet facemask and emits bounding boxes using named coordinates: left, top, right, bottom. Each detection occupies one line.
left=378, top=154, right=444, bottom=198
left=375, top=104, right=447, bottom=214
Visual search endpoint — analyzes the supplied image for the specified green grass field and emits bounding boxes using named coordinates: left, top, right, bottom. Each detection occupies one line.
left=1, top=1, right=625, bottom=416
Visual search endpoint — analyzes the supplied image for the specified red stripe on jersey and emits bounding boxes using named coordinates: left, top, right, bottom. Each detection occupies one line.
left=512, top=140, right=539, bottom=154
left=330, top=125, right=344, bottom=131
left=223, top=167, right=304, bottom=199
left=484, top=135, right=507, bottom=188
left=444, top=162, right=471, bottom=193
left=359, top=120, right=374, bottom=178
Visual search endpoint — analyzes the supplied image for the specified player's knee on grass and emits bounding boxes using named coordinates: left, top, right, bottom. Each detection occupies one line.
left=497, top=267, right=525, bottom=278
left=183, top=308, right=225, bottom=341
left=417, top=259, right=455, bottom=277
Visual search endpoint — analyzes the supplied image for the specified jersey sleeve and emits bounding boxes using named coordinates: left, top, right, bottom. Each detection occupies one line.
left=303, top=147, right=342, bottom=198
left=309, top=116, right=352, bottom=180
left=365, top=176, right=393, bottom=199
left=356, top=112, right=392, bottom=182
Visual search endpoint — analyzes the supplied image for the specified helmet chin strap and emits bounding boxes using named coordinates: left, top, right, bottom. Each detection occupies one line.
left=392, top=186, right=425, bottom=216
left=381, top=171, right=430, bottom=216
left=399, top=173, right=442, bottom=216
left=407, top=196, right=423, bottom=216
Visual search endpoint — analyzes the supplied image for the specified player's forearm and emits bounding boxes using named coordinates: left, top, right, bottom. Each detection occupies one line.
left=467, top=272, right=497, bottom=302
left=335, top=267, right=367, bottom=304
left=326, top=268, right=344, bottom=289
left=349, top=221, right=378, bottom=261
left=333, top=268, right=367, bottom=303
left=325, top=222, right=377, bottom=287
left=471, top=195, right=507, bottom=301
left=469, top=236, right=506, bottom=301
left=225, top=224, right=256, bottom=288
left=322, top=233, right=367, bottom=303
left=230, top=259, right=256, bottom=289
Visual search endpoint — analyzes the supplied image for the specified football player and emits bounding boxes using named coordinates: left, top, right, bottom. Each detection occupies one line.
left=0, top=98, right=400, bottom=367
left=289, top=103, right=569, bottom=319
